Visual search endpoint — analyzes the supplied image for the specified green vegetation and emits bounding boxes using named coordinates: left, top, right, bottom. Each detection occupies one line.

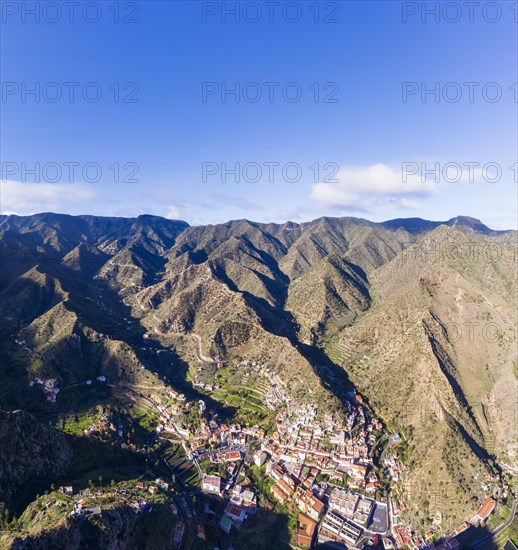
left=161, top=442, right=199, bottom=490
left=2, top=211, right=517, bottom=544
left=29, top=358, right=43, bottom=375
left=223, top=507, right=291, bottom=549
left=59, top=411, right=100, bottom=435
left=508, top=514, right=518, bottom=546
left=488, top=501, right=511, bottom=530
left=132, top=406, right=159, bottom=431
left=209, top=383, right=276, bottom=432
left=2, top=481, right=179, bottom=550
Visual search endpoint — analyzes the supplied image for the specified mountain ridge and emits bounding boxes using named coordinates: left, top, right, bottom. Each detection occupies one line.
left=1, top=211, right=515, bottom=234
left=0, top=211, right=516, bottom=539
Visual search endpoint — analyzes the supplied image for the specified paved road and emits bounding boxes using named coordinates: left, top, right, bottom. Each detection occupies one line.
left=149, top=310, right=214, bottom=365
left=195, top=444, right=246, bottom=461
left=191, top=333, right=214, bottom=363
left=471, top=497, right=517, bottom=548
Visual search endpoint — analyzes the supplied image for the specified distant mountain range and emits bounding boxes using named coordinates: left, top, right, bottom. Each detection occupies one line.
left=0, top=212, right=516, bottom=538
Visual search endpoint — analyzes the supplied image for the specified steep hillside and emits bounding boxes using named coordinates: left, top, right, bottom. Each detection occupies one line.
left=0, top=410, right=72, bottom=516
left=328, top=226, right=517, bottom=527
left=0, top=484, right=177, bottom=550
left=0, top=212, right=516, bottom=537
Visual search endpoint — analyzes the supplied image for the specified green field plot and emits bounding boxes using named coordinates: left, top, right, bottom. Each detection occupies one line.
left=59, top=411, right=100, bottom=435
left=210, top=384, right=275, bottom=430
left=163, top=443, right=182, bottom=463
left=130, top=404, right=159, bottom=431
left=161, top=442, right=200, bottom=489
left=211, top=386, right=266, bottom=413
left=179, top=467, right=200, bottom=490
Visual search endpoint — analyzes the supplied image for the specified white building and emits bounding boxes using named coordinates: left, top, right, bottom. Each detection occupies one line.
left=254, top=451, right=267, bottom=467
left=202, top=474, right=221, bottom=494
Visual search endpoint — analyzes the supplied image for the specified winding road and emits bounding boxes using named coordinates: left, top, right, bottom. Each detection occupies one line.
left=471, top=497, right=517, bottom=548
left=147, top=307, right=214, bottom=364
left=191, top=333, right=214, bottom=363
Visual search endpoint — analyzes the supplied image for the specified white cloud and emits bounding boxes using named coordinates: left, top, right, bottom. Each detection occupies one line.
left=0, top=179, right=96, bottom=214
left=310, top=163, right=437, bottom=210
left=339, top=163, right=436, bottom=194
left=164, top=204, right=182, bottom=220
left=163, top=202, right=198, bottom=221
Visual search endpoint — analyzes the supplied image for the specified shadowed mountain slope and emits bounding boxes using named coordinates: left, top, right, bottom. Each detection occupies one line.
left=0, top=212, right=516, bottom=530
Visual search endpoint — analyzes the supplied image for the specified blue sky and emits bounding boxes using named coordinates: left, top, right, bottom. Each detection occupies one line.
left=1, top=0, right=517, bottom=229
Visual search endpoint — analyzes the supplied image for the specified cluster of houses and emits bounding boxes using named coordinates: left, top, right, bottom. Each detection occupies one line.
left=389, top=467, right=502, bottom=549
left=267, top=461, right=300, bottom=505
left=258, top=395, right=383, bottom=496
left=267, top=371, right=382, bottom=474
left=153, top=362, right=388, bottom=507
left=200, top=473, right=260, bottom=535
left=246, top=378, right=393, bottom=549
left=306, top=483, right=387, bottom=547
left=93, top=354, right=500, bottom=550
left=64, top=478, right=174, bottom=521
left=83, top=413, right=118, bottom=437
left=328, top=489, right=374, bottom=526
left=390, top=494, right=499, bottom=550
left=295, top=485, right=390, bottom=547
left=192, top=380, right=220, bottom=392
left=393, top=524, right=412, bottom=548
left=187, top=422, right=261, bottom=453
left=29, top=377, right=60, bottom=402
left=156, top=364, right=394, bottom=547
left=384, top=446, right=406, bottom=488
left=415, top=498, right=497, bottom=550
left=218, top=482, right=259, bottom=534
left=29, top=374, right=109, bottom=403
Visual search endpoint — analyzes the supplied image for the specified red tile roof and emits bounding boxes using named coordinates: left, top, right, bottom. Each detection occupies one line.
left=476, top=498, right=496, bottom=521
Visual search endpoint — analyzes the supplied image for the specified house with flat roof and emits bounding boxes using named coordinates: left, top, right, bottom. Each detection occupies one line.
left=321, top=510, right=362, bottom=545
left=354, top=497, right=373, bottom=525
left=202, top=474, right=221, bottom=495
left=328, top=488, right=359, bottom=519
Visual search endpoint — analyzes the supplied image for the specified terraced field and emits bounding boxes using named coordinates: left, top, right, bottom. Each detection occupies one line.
left=326, top=337, right=363, bottom=368
left=254, top=378, right=269, bottom=396
left=162, top=442, right=199, bottom=490
left=211, top=386, right=266, bottom=414
left=210, top=382, right=276, bottom=431
left=185, top=362, right=199, bottom=382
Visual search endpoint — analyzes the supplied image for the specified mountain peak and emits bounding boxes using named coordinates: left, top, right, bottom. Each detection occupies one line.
left=444, top=216, right=490, bottom=233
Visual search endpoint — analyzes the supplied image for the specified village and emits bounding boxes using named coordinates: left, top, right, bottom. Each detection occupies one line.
left=25, top=341, right=508, bottom=549
left=149, top=361, right=503, bottom=549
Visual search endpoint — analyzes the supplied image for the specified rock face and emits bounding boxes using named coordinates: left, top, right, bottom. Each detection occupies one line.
left=5, top=520, right=81, bottom=550
left=0, top=212, right=516, bottom=530
left=2, top=501, right=176, bottom=549
left=0, top=410, right=72, bottom=513
left=330, top=226, right=518, bottom=526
